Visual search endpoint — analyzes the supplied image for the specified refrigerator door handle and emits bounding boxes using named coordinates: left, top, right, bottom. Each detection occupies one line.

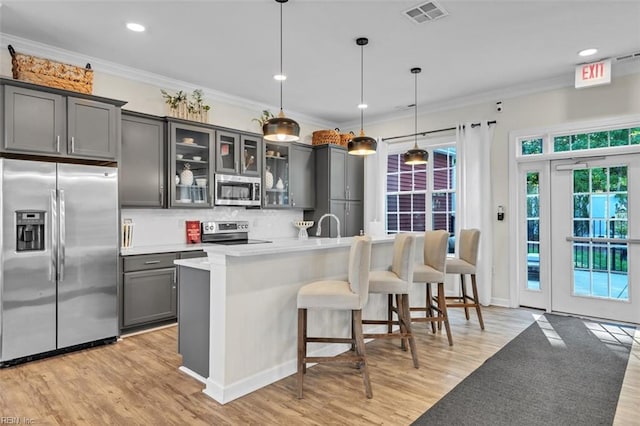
left=59, top=189, right=66, bottom=281
left=50, top=189, right=58, bottom=282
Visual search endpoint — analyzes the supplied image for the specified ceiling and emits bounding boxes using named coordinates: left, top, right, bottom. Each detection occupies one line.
left=2, top=1, right=640, bottom=126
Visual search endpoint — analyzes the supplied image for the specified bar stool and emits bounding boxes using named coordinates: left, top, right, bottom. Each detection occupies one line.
left=445, top=229, right=484, bottom=329
left=362, top=233, right=419, bottom=368
left=410, top=230, right=453, bottom=346
left=297, top=236, right=373, bottom=399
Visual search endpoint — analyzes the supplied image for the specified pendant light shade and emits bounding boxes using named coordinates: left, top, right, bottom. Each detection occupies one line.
left=264, top=0, right=300, bottom=142
left=348, top=37, right=376, bottom=156
left=403, top=67, right=428, bottom=165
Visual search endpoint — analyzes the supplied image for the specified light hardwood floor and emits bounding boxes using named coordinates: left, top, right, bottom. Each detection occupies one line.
left=0, top=307, right=637, bottom=425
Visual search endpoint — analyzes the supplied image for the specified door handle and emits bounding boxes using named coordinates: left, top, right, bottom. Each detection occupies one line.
left=50, top=190, right=58, bottom=282
left=59, top=189, right=66, bottom=281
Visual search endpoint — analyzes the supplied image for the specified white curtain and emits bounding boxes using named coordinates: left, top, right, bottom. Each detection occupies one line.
left=363, top=138, right=388, bottom=236
left=457, top=122, right=495, bottom=305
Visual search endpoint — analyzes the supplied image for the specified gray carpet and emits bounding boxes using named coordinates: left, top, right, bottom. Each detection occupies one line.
left=412, top=314, right=635, bottom=426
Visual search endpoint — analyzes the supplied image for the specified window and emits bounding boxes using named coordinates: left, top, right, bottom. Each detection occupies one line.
left=554, top=126, right=640, bottom=153
left=386, top=146, right=456, bottom=252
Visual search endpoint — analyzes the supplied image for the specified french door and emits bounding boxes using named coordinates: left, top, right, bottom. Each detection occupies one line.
left=550, top=154, right=639, bottom=323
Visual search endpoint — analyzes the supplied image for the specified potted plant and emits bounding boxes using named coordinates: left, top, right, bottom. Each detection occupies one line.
left=252, top=110, right=275, bottom=129
left=161, top=89, right=211, bottom=122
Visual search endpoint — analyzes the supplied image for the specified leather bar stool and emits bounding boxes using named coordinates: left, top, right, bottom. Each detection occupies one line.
left=362, top=233, right=419, bottom=368
left=445, top=229, right=484, bottom=329
left=297, top=236, right=373, bottom=399
left=410, top=230, right=453, bottom=346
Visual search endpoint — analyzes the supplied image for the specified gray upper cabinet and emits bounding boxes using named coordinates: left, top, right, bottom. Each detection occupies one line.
left=329, top=147, right=363, bottom=201
left=290, top=143, right=315, bottom=209
left=67, top=97, right=118, bottom=160
left=215, top=130, right=262, bottom=177
left=120, top=112, right=166, bottom=208
left=1, top=81, right=124, bottom=161
left=305, top=144, right=364, bottom=237
left=215, top=130, right=239, bottom=174
left=169, top=121, right=214, bottom=208
left=3, top=85, right=65, bottom=155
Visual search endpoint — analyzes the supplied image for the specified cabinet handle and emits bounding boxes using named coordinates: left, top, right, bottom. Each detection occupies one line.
left=173, top=270, right=177, bottom=285
left=159, top=186, right=164, bottom=206
left=70, top=136, right=75, bottom=153
left=56, top=135, right=60, bottom=152
left=144, top=260, right=161, bottom=265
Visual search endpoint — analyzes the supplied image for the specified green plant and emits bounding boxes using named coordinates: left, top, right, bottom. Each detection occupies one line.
left=252, top=110, right=274, bottom=127
left=160, top=89, right=187, bottom=110
left=190, top=89, right=211, bottom=112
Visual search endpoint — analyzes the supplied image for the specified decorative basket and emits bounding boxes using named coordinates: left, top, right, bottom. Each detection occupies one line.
left=8, top=45, right=93, bottom=94
left=338, top=130, right=355, bottom=147
left=312, top=129, right=341, bottom=146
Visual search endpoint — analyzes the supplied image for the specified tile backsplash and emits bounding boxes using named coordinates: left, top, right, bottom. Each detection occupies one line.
left=121, top=207, right=302, bottom=247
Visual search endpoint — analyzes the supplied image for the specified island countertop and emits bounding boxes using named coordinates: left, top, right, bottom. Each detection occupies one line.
left=201, top=235, right=396, bottom=257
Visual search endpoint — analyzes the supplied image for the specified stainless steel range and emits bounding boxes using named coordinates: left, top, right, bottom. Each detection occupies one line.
left=200, top=221, right=271, bottom=245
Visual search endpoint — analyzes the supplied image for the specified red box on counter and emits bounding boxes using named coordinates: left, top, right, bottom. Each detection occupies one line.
left=185, top=220, right=201, bottom=244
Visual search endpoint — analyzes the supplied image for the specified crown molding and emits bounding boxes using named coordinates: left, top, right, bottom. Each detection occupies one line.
left=0, top=33, right=334, bottom=129
left=338, top=59, right=640, bottom=130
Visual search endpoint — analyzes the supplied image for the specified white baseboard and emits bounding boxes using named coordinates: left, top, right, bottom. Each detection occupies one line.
left=178, top=366, right=206, bottom=384
left=490, top=297, right=511, bottom=307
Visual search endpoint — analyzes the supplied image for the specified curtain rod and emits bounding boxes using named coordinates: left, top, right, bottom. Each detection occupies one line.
left=381, top=120, right=497, bottom=142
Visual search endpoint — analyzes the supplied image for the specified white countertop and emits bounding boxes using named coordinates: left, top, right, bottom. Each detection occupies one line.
left=175, top=257, right=211, bottom=271
left=120, top=243, right=207, bottom=256
left=121, top=235, right=403, bottom=257
left=202, top=235, right=395, bottom=257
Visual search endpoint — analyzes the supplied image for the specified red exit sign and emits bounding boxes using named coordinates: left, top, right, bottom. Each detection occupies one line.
left=575, top=59, right=611, bottom=88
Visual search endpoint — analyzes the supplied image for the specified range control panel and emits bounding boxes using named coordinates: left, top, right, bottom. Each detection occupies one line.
left=201, top=220, right=249, bottom=235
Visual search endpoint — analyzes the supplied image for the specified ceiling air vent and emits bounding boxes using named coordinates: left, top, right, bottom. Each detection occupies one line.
left=404, top=1, right=448, bottom=24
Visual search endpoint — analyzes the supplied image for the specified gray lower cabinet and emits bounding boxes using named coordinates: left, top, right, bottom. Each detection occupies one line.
left=289, top=143, right=315, bottom=209
left=177, top=265, right=210, bottom=378
left=120, top=112, right=166, bottom=207
left=1, top=81, right=123, bottom=160
left=121, top=253, right=178, bottom=330
left=329, top=200, right=364, bottom=237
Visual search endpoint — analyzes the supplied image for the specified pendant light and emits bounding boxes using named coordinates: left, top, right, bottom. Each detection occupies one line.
left=403, top=67, right=429, bottom=165
left=348, top=37, right=377, bottom=156
left=263, top=0, right=300, bottom=142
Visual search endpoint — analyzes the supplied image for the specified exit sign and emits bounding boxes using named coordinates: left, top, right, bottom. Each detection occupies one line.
left=575, top=59, right=612, bottom=88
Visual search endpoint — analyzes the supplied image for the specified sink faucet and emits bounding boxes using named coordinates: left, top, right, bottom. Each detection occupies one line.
left=316, top=213, right=341, bottom=238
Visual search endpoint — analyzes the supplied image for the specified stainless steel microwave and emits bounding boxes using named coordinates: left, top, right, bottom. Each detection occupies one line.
left=214, top=174, right=261, bottom=206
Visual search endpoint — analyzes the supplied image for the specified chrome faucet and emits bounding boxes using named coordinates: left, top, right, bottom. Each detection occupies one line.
left=316, top=213, right=341, bottom=238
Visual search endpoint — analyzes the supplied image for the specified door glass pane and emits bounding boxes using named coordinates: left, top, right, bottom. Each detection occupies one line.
left=526, top=172, right=540, bottom=290
left=571, top=166, right=629, bottom=301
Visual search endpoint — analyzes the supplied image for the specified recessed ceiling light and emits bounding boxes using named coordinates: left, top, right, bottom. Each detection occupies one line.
left=357, top=103, right=368, bottom=109
left=273, top=74, right=287, bottom=81
left=126, top=22, right=145, bottom=32
left=578, top=48, right=598, bottom=57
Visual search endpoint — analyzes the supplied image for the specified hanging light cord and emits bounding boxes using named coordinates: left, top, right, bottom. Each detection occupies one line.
left=279, top=1, right=284, bottom=113
left=360, top=42, right=365, bottom=134
left=414, top=71, right=418, bottom=149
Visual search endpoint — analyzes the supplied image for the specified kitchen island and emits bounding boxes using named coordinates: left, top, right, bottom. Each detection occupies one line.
left=175, top=235, right=425, bottom=404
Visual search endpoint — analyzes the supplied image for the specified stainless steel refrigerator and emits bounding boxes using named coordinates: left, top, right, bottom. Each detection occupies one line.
left=0, top=158, right=118, bottom=365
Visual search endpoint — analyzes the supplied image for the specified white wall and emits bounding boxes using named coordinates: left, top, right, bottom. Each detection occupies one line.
left=4, top=38, right=640, bottom=301
left=365, top=72, right=640, bottom=304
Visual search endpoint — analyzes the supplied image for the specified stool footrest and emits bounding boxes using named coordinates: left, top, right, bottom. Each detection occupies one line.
left=304, top=355, right=364, bottom=364
left=362, top=319, right=399, bottom=326
left=306, top=337, right=353, bottom=344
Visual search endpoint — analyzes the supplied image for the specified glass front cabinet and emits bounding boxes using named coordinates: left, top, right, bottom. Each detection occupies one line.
left=215, top=131, right=262, bottom=177
left=263, top=142, right=290, bottom=208
left=169, top=121, right=214, bottom=208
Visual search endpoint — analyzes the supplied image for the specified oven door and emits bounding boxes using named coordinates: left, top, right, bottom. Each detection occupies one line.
left=214, top=174, right=261, bottom=206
